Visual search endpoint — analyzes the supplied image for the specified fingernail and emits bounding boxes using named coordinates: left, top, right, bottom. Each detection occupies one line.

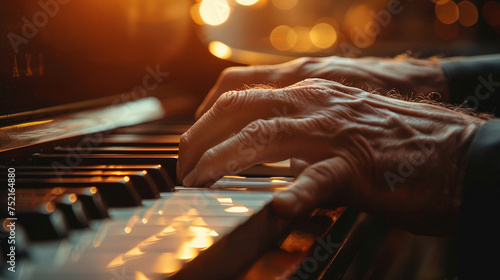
left=183, top=170, right=197, bottom=186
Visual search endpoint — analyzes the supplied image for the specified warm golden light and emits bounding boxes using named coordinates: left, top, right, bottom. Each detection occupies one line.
left=153, top=253, right=181, bottom=274
left=89, top=187, right=98, bottom=194
left=224, top=206, right=250, bottom=213
left=199, top=0, right=230, bottom=26
left=124, top=226, right=132, bottom=234
left=106, top=254, right=125, bottom=268
left=190, top=3, right=205, bottom=25
left=292, top=26, right=313, bottom=52
left=176, top=242, right=198, bottom=260
left=0, top=119, right=54, bottom=130
left=123, top=176, right=130, bottom=182
left=45, top=202, right=56, bottom=213
left=224, top=175, right=247, bottom=179
left=270, top=25, right=297, bottom=51
left=236, top=0, right=259, bottom=6
left=208, top=41, right=232, bottom=59
left=134, top=271, right=152, bottom=280
left=68, top=194, right=78, bottom=203
left=124, top=247, right=145, bottom=258
left=189, top=236, right=214, bottom=249
left=271, top=179, right=288, bottom=183
left=310, top=23, right=337, bottom=49
left=271, top=0, right=297, bottom=10
left=216, top=197, right=233, bottom=205
left=457, top=1, right=478, bottom=26
left=435, top=0, right=459, bottom=24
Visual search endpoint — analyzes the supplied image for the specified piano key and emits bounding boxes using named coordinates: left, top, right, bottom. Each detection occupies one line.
left=14, top=190, right=293, bottom=280
left=100, top=134, right=181, bottom=146
left=13, top=177, right=142, bottom=207
left=13, top=165, right=174, bottom=192
left=54, top=146, right=179, bottom=155
left=15, top=187, right=108, bottom=219
left=4, top=203, right=68, bottom=240
left=2, top=191, right=90, bottom=229
left=15, top=171, right=160, bottom=199
left=113, top=124, right=190, bottom=135
left=0, top=220, right=30, bottom=261
left=31, top=153, right=178, bottom=184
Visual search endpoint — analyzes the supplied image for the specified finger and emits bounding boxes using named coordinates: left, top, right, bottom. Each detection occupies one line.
left=290, top=158, right=310, bottom=177
left=179, top=87, right=301, bottom=182
left=182, top=117, right=326, bottom=186
left=271, top=157, right=354, bottom=217
left=195, top=66, right=279, bottom=119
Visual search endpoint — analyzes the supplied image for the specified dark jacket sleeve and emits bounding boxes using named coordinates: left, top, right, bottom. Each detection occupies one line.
left=440, top=54, right=500, bottom=117
left=460, top=119, right=500, bottom=279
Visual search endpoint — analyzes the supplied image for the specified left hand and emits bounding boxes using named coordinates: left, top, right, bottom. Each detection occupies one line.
left=178, top=78, right=483, bottom=235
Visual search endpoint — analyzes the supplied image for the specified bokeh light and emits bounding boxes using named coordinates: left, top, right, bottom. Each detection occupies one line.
left=199, top=0, right=230, bottom=26
left=310, top=23, right=337, bottom=49
left=483, top=1, right=500, bottom=27
left=271, top=0, right=298, bottom=10
left=457, top=1, right=478, bottom=27
left=270, top=25, right=297, bottom=51
left=208, top=41, right=232, bottom=59
left=435, top=0, right=459, bottom=24
left=236, top=0, right=259, bottom=6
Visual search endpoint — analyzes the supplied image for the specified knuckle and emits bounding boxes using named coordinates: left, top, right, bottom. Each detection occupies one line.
left=202, top=147, right=218, bottom=165
left=179, top=132, right=190, bottom=150
left=240, top=119, right=279, bottom=148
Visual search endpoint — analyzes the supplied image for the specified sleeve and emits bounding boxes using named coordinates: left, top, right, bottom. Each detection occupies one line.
left=440, top=54, right=500, bottom=117
left=459, top=119, right=500, bottom=279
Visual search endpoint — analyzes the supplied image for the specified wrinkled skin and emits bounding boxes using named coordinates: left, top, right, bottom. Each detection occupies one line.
left=178, top=78, right=484, bottom=236
left=195, top=56, right=450, bottom=119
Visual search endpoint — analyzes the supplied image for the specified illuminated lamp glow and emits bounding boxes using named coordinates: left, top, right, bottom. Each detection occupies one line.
left=224, top=206, right=249, bottom=213
left=457, top=1, right=478, bottom=26
left=435, top=0, right=459, bottom=24
left=236, top=0, right=259, bottom=6
left=208, top=41, right=232, bottom=59
left=310, top=23, right=337, bottom=49
left=270, top=25, right=296, bottom=51
left=199, top=0, right=230, bottom=26
left=271, top=0, right=297, bottom=10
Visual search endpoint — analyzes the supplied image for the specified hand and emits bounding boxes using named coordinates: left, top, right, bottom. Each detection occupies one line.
left=178, top=78, right=483, bottom=235
left=195, top=56, right=450, bottom=119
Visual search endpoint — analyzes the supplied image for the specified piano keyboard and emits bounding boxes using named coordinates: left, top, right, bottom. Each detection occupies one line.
left=1, top=116, right=362, bottom=280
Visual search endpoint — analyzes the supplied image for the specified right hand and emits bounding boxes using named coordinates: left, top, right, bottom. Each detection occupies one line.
left=195, top=56, right=450, bottom=119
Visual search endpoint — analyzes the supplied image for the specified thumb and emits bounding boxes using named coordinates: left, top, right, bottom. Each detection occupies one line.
left=272, top=157, right=352, bottom=217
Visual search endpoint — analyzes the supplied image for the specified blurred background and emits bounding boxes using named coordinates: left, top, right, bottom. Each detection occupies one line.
left=1, top=0, right=498, bottom=116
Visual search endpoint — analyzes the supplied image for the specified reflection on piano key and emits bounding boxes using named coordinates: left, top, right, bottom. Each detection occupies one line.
left=17, top=190, right=288, bottom=280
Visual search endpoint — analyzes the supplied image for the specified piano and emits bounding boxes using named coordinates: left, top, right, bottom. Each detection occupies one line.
left=3, top=0, right=493, bottom=279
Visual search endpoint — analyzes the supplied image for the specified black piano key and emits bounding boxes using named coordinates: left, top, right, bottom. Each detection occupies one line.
left=15, top=187, right=108, bottom=220
left=52, top=194, right=90, bottom=229
left=31, top=153, right=178, bottom=184
left=15, top=171, right=160, bottom=199
left=0, top=221, right=29, bottom=261
left=13, top=165, right=174, bottom=192
left=12, top=177, right=142, bottom=207
left=1, top=203, right=68, bottom=240
left=6, top=190, right=91, bottom=229
left=112, top=124, right=190, bottom=135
